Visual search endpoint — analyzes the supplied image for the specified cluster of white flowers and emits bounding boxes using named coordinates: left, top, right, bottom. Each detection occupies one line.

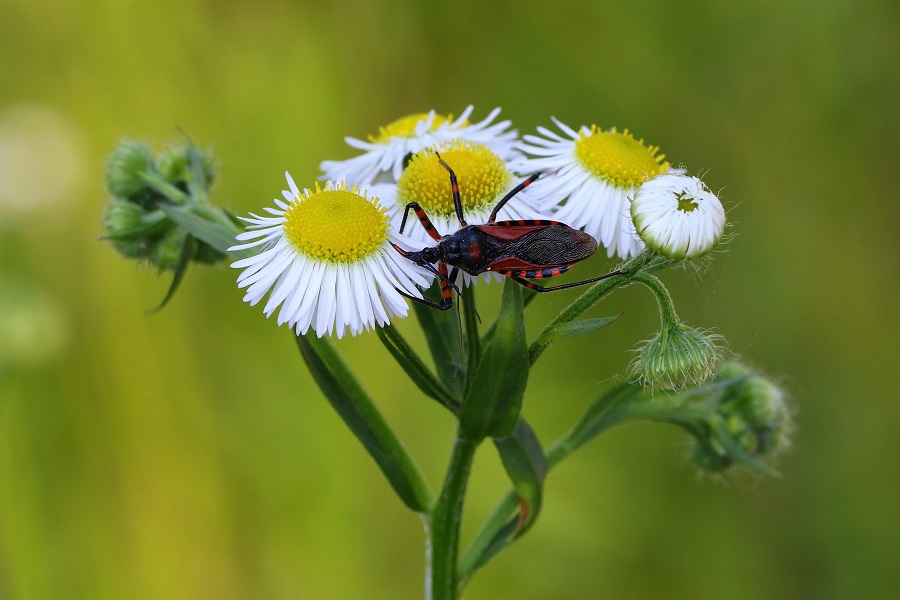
left=230, top=107, right=727, bottom=338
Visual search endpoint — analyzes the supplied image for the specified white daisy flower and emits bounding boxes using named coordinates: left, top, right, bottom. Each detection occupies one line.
left=512, top=118, right=671, bottom=260
left=320, top=106, right=519, bottom=185
left=229, top=174, right=433, bottom=338
left=630, top=173, right=726, bottom=259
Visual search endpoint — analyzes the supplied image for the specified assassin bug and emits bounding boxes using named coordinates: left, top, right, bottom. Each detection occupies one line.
left=391, top=155, right=626, bottom=310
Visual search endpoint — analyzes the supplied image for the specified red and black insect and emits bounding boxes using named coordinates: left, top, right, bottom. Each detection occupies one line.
left=391, top=155, right=624, bottom=310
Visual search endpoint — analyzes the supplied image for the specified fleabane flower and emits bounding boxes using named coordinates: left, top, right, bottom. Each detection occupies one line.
left=385, top=140, right=548, bottom=244
left=320, top=106, right=518, bottom=185
left=229, top=174, right=432, bottom=338
left=513, top=118, right=670, bottom=259
left=631, top=173, right=726, bottom=259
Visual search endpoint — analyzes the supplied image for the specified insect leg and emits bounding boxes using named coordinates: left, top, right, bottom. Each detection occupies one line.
left=504, top=269, right=627, bottom=292
left=400, top=202, right=442, bottom=241
left=395, top=262, right=454, bottom=310
left=435, top=153, right=468, bottom=228
left=488, top=172, right=542, bottom=223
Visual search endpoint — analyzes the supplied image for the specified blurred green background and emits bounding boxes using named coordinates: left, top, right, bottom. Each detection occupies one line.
left=1, top=0, right=898, bottom=598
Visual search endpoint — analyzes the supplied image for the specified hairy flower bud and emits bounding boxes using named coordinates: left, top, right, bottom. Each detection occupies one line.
left=157, top=146, right=216, bottom=190
left=691, top=362, right=793, bottom=474
left=631, top=322, right=720, bottom=390
left=102, top=139, right=230, bottom=274
left=105, top=140, right=155, bottom=200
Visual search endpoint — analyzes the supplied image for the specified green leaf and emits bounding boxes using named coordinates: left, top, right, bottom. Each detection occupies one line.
left=146, top=234, right=196, bottom=314
left=295, top=334, right=433, bottom=513
left=459, top=279, right=529, bottom=440
left=159, top=203, right=248, bottom=258
left=458, top=493, right=520, bottom=587
left=412, top=284, right=465, bottom=398
left=376, top=325, right=460, bottom=413
left=459, top=420, right=547, bottom=586
left=494, top=419, right=546, bottom=535
left=529, top=315, right=620, bottom=365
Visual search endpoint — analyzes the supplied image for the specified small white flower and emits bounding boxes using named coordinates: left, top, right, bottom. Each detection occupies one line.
left=229, top=174, right=433, bottom=338
left=630, top=173, right=726, bottom=259
left=513, top=118, right=671, bottom=260
left=320, top=107, right=519, bottom=185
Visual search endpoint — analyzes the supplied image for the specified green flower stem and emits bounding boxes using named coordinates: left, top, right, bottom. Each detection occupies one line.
left=376, top=325, right=460, bottom=413
left=430, top=434, right=480, bottom=600
left=634, top=272, right=679, bottom=329
left=529, top=249, right=673, bottom=364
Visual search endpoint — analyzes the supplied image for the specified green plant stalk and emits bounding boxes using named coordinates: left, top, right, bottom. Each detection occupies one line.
left=429, top=434, right=480, bottom=600
left=529, top=249, right=672, bottom=364
left=634, top=272, right=680, bottom=329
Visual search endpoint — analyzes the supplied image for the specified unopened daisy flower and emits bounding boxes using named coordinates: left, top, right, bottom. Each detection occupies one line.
left=631, top=173, right=726, bottom=259
left=514, top=118, right=671, bottom=259
left=631, top=322, right=721, bottom=390
left=320, top=106, right=519, bottom=185
left=229, top=174, right=433, bottom=338
left=385, top=140, right=547, bottom=245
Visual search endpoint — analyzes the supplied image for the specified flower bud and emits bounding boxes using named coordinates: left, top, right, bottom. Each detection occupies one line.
left=103, top=199, right=171, bottom=261
left=631, top=173, right=726, bottom=259
left=105, top=140, right=154, bottom=199
left=718, top=362, right=792, bottom=455
left=631, top=322, right=720, bottom=390
left=156, top=146, right=216, bottom=190
left=691, top=362, right=792, bottom=474
left=151, top=227, right=189, bottom=271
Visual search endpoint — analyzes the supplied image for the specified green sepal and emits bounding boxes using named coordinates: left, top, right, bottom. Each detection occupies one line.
left=159, top=203, right=249, bottom=258
left=459, top=279, right=529, bottom=440
left=529, top=315, right=620, bottom=365
left=412, top=284, right=465, bottom=398
left=295, top=334, right=433, bottom=513
left=376, top=324, right=460, bottom=413
left=493, top=418, right=546, bottom=535
left=146, top=234, right=196, bottom=314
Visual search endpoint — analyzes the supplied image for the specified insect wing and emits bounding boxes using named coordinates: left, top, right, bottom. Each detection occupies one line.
left=488, top=225, right=598, bottom=269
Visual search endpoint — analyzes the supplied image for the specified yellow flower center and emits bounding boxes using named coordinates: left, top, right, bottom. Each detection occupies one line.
left=367, top=112, right=456, bottom=143
left=574, top=126, right=669, bottom=188
left=397, top=141, right=511, bottom=219
left=283, top=182, right=389, bottom=263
